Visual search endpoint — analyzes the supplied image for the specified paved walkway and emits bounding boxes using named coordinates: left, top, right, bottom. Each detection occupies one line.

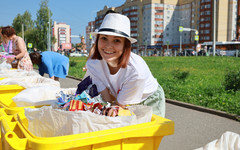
left=59, top=76, right=240, bottom=150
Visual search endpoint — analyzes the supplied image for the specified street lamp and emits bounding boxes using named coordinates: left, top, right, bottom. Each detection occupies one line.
left=212, top=0, right=216, bottom=56
left=178, top=18, right=186, bottom=53
left=179, top=26, right=183, bottom=53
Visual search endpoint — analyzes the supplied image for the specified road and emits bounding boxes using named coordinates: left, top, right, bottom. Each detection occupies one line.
left=59, top=76, right=240, bottom=150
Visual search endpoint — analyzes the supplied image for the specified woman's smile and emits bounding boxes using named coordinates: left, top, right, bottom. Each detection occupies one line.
left=103, top=50, right=115, bottom=54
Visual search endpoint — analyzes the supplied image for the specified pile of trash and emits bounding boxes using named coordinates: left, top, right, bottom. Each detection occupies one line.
left=54, top=76, right=134, bottom=117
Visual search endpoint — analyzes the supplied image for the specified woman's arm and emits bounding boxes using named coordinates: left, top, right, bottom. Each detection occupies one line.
left=100, top=88, right=127, bottom=109
left=7, top=38, right=26, bottom=63
left=14, top=38, right=26, bottom=59
left=100, top=88, right=116, bottom=103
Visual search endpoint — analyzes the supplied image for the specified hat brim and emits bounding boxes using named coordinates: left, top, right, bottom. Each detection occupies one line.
left=91, top=31, right=137, bottom=44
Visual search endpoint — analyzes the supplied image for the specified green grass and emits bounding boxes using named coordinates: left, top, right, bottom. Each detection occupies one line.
left=68, top=56, right=240, bottom=116
left=68, top=57, right=87, bottom=78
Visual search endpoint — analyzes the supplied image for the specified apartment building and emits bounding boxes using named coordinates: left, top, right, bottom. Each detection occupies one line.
left=91, top=0, right=239, bottom=54
left=52, top=21, right=71, bottom=52
left=86, top=21, right=95, bottom=51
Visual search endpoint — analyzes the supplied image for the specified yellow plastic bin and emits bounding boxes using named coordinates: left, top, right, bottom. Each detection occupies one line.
left=0, top=85, right=25, bottom=108
left=1, top=111, right=174, bottom=150
left=0, top=85, right=27, bottom=114
left=0, top=85, right=46, bottom=115
left=0, top=108, right=16, bottom=150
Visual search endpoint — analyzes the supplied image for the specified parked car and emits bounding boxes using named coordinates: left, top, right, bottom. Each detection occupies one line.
left=70, top=52, right=88, bottom=57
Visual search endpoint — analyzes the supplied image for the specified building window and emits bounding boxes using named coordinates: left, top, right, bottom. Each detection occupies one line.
left=205, top=10, right=211, bottom=15
left=155, top=15, right=163, bottom=18
left=205, top=17, right=211, bottom=21
left=130, top=6, right=138, bottom=10
left=205, top=36, right=210, bottom=40
left=204, top=29, right=210, bottom=34
left=156, top=10, right=163, bottom=13
left=205, top=23, right=210, bottom=27
left=205, top=4, right=211, bottom=9
left=123, top=7, right=130, bottom=11
left=130, top=17, right=138, bottom=21
left=130, top=11, right=138, bottom=15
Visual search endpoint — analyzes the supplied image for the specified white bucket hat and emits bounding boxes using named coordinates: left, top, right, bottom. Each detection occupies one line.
left=91, top=13, right=137, bottom=44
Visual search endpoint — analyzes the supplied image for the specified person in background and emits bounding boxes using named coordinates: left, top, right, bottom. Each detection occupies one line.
left=0, top=39, right=5, bottom=52
left=3, top=40, right=12, bottom=54
left=85, top=13, right=165, bottom=117
left=0, top=26, right=33, bottom=70
left=0, top=29, right=12, bottom=54
left=30, top=51, right=69, bottom=81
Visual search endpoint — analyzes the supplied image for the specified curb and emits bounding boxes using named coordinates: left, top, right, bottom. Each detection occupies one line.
left=34, top=68, right=83, bottom=81
left=166, top=99, right=240, bottom=121
left=66, top=75, right=82, bottom=81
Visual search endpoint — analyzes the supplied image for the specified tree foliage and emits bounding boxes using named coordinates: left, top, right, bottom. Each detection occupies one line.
left=35, top=0, right=52, bottom=51
left=12, top=11, right=34, bottom=35
left=11, top=0, right=52, bottom=51
left=12, top=11, right=35, bottom=48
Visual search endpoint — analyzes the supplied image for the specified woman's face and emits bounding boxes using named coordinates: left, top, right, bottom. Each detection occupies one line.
left=1, top=34, right=10, bottom=42
left=98, top=34, right=125, bottom=67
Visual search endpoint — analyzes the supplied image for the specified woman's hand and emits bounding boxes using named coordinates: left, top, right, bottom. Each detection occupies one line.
left=102, top=106, right=120, bottom=117
left=103, top=104, right=127, bottom=117
left=100, top=88, right=116, bottom=103
left=50, top=76, right=55, bottom=80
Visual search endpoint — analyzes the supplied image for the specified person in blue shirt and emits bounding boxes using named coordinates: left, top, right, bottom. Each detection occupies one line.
left=30, top=51, right=69, bottom=81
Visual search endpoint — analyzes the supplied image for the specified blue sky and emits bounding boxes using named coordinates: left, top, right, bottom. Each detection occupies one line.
left=0, top=0, right=125, bottom=44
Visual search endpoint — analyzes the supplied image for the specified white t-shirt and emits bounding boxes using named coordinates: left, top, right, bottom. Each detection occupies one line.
left=86, top=52, right=158, bottom=105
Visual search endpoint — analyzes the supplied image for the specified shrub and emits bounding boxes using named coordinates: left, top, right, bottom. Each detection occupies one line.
left=172, top=69, right=190, bottom=82
left=70, top=61, right=77, bottom=67
left=223, top=69, right=240, bottom=92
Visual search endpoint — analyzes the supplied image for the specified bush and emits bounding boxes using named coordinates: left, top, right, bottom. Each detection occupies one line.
left=172, top=69, right=189, bottom=82
left=223, top=69, right=240, bottom=92
left=70, top=61, right=77, bottom=67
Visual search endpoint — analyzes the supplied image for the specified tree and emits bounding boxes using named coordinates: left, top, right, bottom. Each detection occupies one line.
left=35, top=0, right=52, bottom=51
left=12, top=14, right=22, bottom=35
left=22, top=11, right=34, bottom=31
left=12, top=11, right=35, bottom=50
left=12, top=11, right=34, bottom=36
left=51, top=36, right=57, bottom=45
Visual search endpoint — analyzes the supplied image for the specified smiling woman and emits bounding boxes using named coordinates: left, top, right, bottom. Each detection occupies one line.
left=84, top=12, right=166, bottom=117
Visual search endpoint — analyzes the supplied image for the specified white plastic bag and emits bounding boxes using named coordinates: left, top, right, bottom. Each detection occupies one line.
left=195, top=131, right=240, bottom=150
left=0, top=76, right=60, bottom=88
left=12, top=86, right=76, bottom=107
left=0, top=69, right=40, bottom=78
left=24, top=105, right=152, bottom=137
left=0, top=61, right=12, bottom=71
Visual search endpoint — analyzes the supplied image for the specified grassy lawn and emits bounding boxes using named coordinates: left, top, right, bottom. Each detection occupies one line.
left=68, top=56, right=240, bottom=116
